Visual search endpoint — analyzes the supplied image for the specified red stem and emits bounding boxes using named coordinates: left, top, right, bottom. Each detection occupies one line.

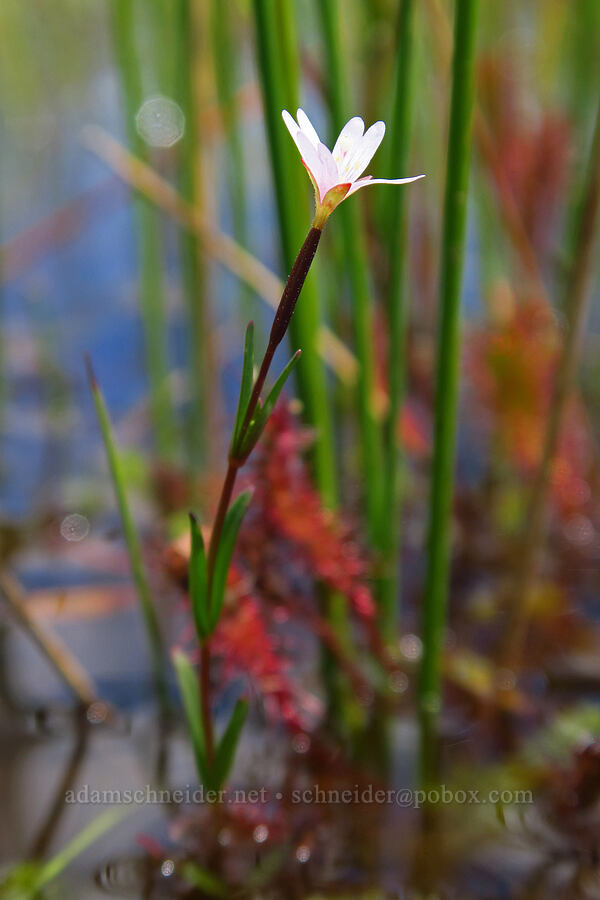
left=200, top=641, right=214, bottom=763
left=198, top=224, right=323, bottom=764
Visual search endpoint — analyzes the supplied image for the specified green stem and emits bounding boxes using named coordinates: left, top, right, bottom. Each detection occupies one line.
left=316, top=0, right=385, bottom=552
left=210, top=0, right=252, bottom=321
left=251, top=0, right=337, bottom=509
left=379, top=0, right=417, bottom=638
left=175, top=0, right=209, bottom=469
left=87, top=357, right=169, bottom=713
left=314, top=0, right=383, bottom=735
left=109, top=0, right=175, bottom=460
left=419, top=0, right=479, bottom=786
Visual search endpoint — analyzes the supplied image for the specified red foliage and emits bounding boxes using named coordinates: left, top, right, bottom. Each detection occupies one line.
left=478, top=55, right=571, bottom=261
left=167, top=402, right=378, bottom=732
left=245, top=403, right=376, bottom=621
left=466, top=293, right=595, bottom=518
left=212, top=580, right=321, bottom=732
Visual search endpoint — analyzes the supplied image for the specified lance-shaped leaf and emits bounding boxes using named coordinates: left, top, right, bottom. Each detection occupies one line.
left=229, top=322, right=255, bottom=457
left=209, top=489, right=253, bottom=630
left=188, top=513, right=210, bottom=640
left=172, top=649, right=208, bottom=785
left=211, top=698, right=248, bottom=790
left=238, top=350, right=301, bottom=460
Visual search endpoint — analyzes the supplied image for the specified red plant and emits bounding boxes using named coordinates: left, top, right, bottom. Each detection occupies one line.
left=244, top=403, right=376, bottom=622
left=167, top=401, right=379, bottom=732
left=466, top=293, right=596, bottom=519
left=478, top=55, right=571, bottom=262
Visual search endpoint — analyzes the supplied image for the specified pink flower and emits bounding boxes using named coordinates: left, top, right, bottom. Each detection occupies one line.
left=282, top=108, right=424, bottom=227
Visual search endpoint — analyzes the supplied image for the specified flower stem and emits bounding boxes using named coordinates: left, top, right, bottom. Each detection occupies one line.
left=252, top=0, right=337, bottom=508
left=201, top=223, right=325, bottom=757
left=419, top=0, right=479, bottom=787
left=200, top=641, right=214, bottom=764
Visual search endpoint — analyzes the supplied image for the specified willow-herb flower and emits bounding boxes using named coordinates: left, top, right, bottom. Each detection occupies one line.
left=282, top=108, right=425, bottom=229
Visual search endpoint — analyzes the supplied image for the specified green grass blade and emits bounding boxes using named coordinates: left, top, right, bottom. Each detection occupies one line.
left=87, top=357, right=169, bottom=712
left=35, top=808, right=126, bottom=891
left=251, top=0, right=337, bottom=509
left=189, top=513, right=210, bottom=640
left=212, top=698, right=248, bottom=790
left=209, top=489, right=253, bottom=629
left=379, top=0, right=418, bottom=636
left=172, top=648, right=208, bottom=784
left=419, top=0, right=479, bottom=785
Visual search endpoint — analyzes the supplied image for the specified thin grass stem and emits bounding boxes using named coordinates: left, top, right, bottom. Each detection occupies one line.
left=175, top=0, right=211, bottom=470
left=316, top=0, right=385, bottom=554
left=419, top=0, right=479, bottom=786
left=109, top=0, right=175, bottom=460
left=378, top=0, right=417, bottom=637
left=210, top=0, right=252, bottom=322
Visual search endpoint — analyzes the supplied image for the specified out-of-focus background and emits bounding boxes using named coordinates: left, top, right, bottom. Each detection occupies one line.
left=1, top=1, right=600, bottom=897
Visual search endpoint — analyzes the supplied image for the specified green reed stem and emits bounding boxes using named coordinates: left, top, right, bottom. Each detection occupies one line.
left=175, top=0, right=209, bottom=469
left=419, top=0, right=479, bottom=786
left=87, top=358, right=169, bottom=713
left=500, top=92, right=600, bottom=667
left=317, top=0, right=385, bottom=555
left=275, top=0, right=301, bottom=112
left=109, top=0, right=175, bottom=460
left=210, top=0, right=252, bottom=320
left=379, top=0, right=417, bottom=637
left=252, top=0, right=337, bottom=509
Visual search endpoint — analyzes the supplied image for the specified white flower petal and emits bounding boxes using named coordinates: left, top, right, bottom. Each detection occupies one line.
left=296, top=108, right=321, bottom=149
left=332, top=117, right=365, bottom=173
left=282, top=109, right=304, bottom=154
left=342, top=120, right=386, bottom=181
left=295, top=131, right=327, bottom=198
left=346, top=173, right=425, bottom=197
left=316, top=142, right=340, bottom=195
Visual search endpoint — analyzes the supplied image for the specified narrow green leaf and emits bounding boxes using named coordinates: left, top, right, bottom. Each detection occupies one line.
left=86, top=356, right=169, bottom=712
left=181, top=861, right=228, bottom=897
left=36, top=808, right=127, bottom=891
left=172, top=649, right=208, bottom=784
left=230, top=321, right=255, bottom=454
left=209, top=489, right=253, bottom=629
left=239, top=350, right=301, bottom=458
left=189, top=513, right=209, bottom=640
left=212, top=698, right=248, bottom=790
